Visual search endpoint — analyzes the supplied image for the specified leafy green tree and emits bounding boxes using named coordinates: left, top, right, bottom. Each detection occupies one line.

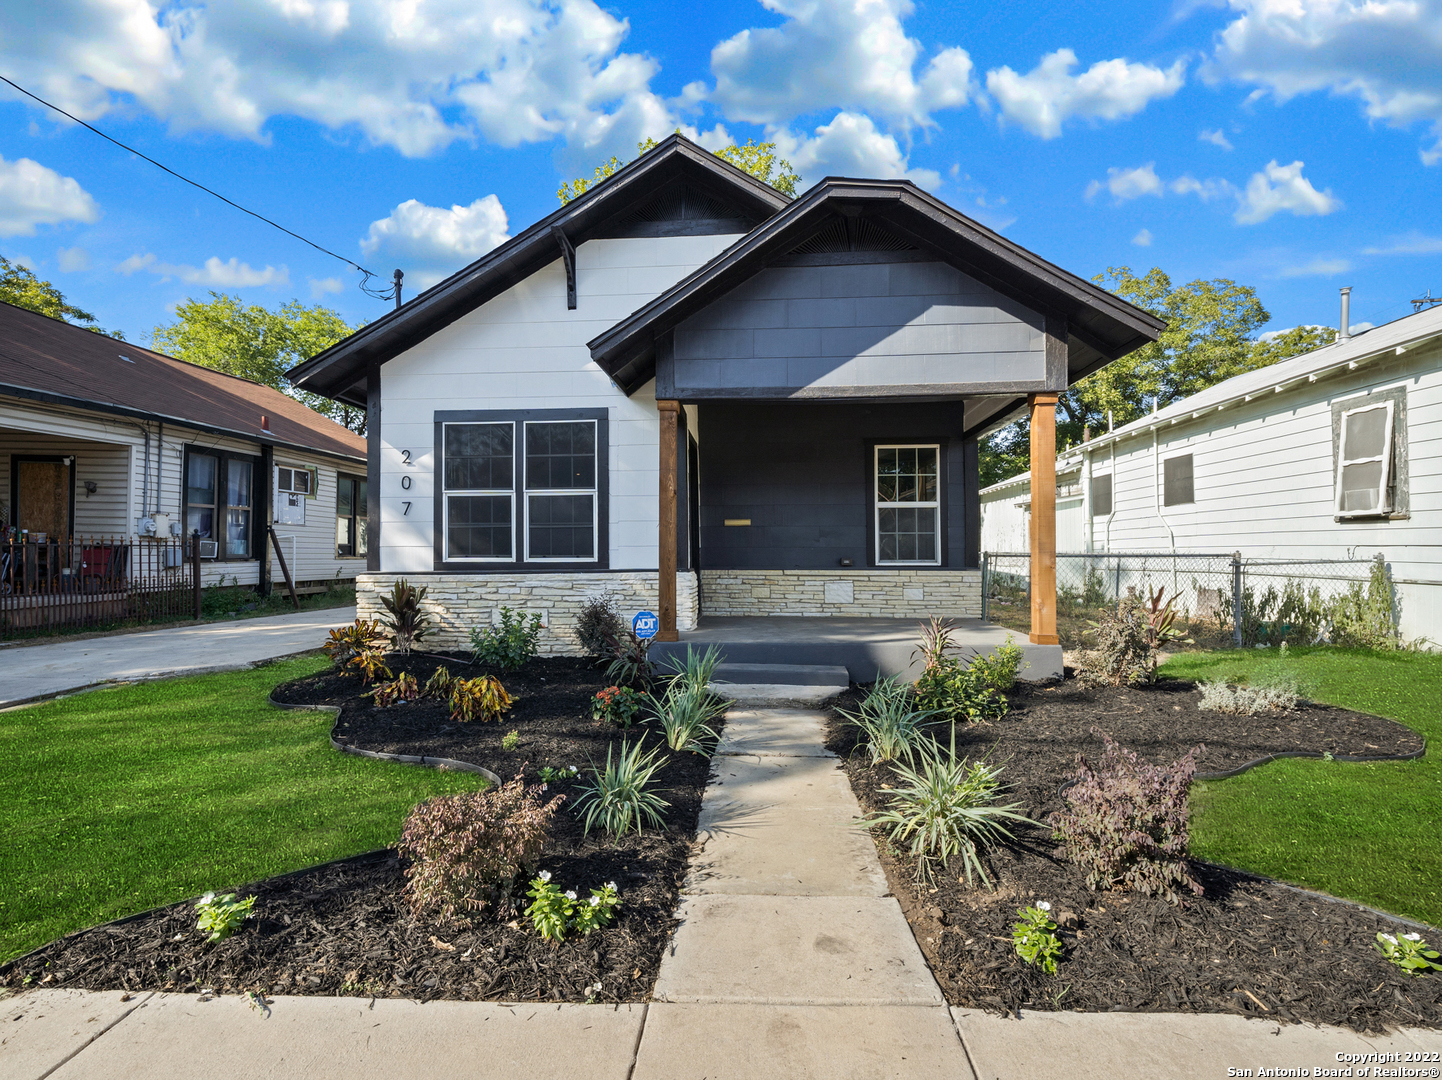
left=151, top=292, right=365, bottom=433
left=979, top=267, right=1337, bottom=487
left=0, top=255, right=122, bottom=338
left=559, top=137, right=800, bottom=203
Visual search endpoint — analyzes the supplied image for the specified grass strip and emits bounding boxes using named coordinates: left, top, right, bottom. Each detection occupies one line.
left=1162, top=646, right=1441, bottom=928
left=0, top=656, right=483, bottom=963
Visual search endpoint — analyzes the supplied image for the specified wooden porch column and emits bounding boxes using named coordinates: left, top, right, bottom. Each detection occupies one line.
left=1028, top=392, right=1060, bottom=645
left=657, top=400, right=680, bottom=642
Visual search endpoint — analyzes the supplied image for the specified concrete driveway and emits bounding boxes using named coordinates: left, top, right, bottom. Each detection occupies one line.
left=0, top=606, right=357, bottom=708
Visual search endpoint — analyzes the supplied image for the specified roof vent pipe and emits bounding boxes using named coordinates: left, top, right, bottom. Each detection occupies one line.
left=1339, top=287, right=1352, bottom=343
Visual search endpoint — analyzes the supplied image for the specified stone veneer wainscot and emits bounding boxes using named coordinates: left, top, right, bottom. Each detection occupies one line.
left=699, top=569, right=982, bottom=618
left=357, top=572, right=699, bottom=654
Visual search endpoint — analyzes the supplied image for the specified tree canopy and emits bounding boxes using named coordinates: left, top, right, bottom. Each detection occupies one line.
left=979, top=267, right=1338, bottom=487
left=559, top=137, right=801, bottom=203
left=151, top=292, right=365, bottom=433
left=0, top=255, right=122, bottom=338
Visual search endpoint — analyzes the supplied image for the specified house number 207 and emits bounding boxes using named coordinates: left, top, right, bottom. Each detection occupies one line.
left=399, top=450, right=414, bottom=512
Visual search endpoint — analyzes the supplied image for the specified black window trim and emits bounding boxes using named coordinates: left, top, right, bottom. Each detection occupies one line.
left=336, top=470, right=368, bottom=559
left=434, top=409, right=609, bottom=573
left=182, top=445, right=260, bottom=561
left=864, top=437, right=949, bottom=569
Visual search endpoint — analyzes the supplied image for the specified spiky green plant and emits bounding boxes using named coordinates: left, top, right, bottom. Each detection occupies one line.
left=861, top=726, right=1037, bottom=886
left=573, top=738, right=670, bottom=837
left=837, top=675, right=936, bottom=764
left=649, top=683, right=725, bottom=756
left=658, top=644, right=727, bottom=695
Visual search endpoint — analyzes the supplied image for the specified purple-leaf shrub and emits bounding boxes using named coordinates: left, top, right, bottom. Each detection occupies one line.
left=1048, top=730, right=1205, bottom=905
left=397, top=775, right=562, bottom=921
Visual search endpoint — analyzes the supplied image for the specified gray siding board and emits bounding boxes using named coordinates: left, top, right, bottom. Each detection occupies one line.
left=674, top=259, right=1048, bottom=397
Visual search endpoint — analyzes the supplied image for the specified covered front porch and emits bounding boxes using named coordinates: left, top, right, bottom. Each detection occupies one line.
left=649, top=614, right=1064, bottom=682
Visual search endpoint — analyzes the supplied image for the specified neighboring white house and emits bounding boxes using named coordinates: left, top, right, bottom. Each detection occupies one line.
left=979, top=300, right=1442, bottom=644
left=0, top=299, right=369, bottom=592
left=288, top=134, right=1161, bottom=656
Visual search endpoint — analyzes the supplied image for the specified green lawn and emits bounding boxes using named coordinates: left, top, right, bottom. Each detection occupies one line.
left=1162, top=647, right=1442, bottom=928
left=0, top=656, right=483, bottom=963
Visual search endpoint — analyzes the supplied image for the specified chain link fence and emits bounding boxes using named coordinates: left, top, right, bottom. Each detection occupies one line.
left=982, top=550, right=1396, bottom=650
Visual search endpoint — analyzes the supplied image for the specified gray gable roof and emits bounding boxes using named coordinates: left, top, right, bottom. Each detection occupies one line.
left=587, top=178, right=1166, bottom=395
left=286, top=134, right=791, bottom=407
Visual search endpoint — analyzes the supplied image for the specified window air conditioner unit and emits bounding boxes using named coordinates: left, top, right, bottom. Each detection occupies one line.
left=198, top=539, right=219, bottom=559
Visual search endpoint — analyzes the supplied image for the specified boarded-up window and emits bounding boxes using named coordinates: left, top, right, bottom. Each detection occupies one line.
left=1091, top=474, right=1113, bottom=518
left=1336, top=401, right=1395, bottom=516
left=1163, top=454, right=1193, bottom=506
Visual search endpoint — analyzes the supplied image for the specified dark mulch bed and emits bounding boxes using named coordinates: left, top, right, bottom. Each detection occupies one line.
left=827, top=676, right=1440, bottom=1033
left=1, top=654, right=712, bottom=1005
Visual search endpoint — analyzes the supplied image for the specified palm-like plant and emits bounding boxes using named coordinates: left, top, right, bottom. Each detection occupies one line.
left=649, top=682, right=725, bottom=756
left=657, top=644, right=726, bottom=695
left=861, top=726, right=1037, bottom=887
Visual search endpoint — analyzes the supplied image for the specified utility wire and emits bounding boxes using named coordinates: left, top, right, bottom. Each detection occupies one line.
left=0, top=72, right=400, bottom=304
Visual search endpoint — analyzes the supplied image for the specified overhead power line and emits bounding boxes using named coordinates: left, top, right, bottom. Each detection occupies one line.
left=0, top=72, right=401, bottom=305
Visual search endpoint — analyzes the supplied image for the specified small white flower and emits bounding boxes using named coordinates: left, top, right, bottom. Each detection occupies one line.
left=1036, top=901, right=1051, bottom=912
left=538, top=870, right=551, bottom=883
left=1403, top=932, right=1422, bottom=941
left=565, top=890, right=577, bottom=900
left=1380, top=933, right=1398, bottom=945
left=590, top=895, right=601, bottom=907
left=606, top=881, right=617, bottom=891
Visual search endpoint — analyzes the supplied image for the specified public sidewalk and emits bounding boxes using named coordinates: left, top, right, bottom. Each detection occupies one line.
left=3, top=701, right=1439, bottom=1079
left=0, top=606, right=356, bottom=708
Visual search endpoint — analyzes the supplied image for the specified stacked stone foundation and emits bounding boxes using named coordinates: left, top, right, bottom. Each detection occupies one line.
left=356, top=571, right=699, bottom=654
left=699, top=569, right=981, bottom=618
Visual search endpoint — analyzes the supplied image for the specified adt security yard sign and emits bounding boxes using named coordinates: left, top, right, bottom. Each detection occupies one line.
left=632, top=610, right=659, bottom=640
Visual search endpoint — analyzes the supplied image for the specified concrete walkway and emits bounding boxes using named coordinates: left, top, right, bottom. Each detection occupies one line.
left=3, top=700, right=1440, bottom=1078
left=0, top=606, right=356, bottom=708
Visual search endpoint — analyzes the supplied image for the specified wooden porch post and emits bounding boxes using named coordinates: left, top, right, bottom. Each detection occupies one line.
left=657, top=400, right=680, bottom=642
left=1028, top=392, right=1060, bottom=645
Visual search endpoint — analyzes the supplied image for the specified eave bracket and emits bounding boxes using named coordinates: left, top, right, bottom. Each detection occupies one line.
left=551, top=225, right=577, bottom=310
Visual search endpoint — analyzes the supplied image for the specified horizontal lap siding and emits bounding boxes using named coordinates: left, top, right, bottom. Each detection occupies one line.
left=1082, top=343, right=1442, bottom=641
left=673, top=261, right=1046, bottom=395
left=379, top=234, right=740, bottom=574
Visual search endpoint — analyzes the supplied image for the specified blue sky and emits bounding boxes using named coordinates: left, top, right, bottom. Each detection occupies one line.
left=1, top=0, right=1439, bottom=346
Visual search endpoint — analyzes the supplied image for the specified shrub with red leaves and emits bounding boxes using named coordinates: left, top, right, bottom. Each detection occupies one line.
left=1048, top=730, right=1205, bottom=905
left=397, top=776, right=562, bottom=920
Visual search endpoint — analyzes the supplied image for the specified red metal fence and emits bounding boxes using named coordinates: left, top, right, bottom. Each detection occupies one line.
left=0, top=536, right=199, bottom=639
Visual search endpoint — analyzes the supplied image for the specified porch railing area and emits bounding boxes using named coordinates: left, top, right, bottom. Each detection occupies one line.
left=982, top=550, right=1396, bottom=650
left=1, top=536, right=198, bottom=639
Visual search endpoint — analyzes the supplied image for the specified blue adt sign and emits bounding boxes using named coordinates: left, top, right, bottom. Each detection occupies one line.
left=632, top=610, right=659, bottom=640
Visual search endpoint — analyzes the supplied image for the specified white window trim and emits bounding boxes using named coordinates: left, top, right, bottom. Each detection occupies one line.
left=522, top=419, right=599, bottom=564
left=442, top=421, right=516, bottom=563
left=276, top=466, right=313, bottom=497
left=1335, top=400, right=1395, bottom=517
left=874, top=443, right=941, bottom=567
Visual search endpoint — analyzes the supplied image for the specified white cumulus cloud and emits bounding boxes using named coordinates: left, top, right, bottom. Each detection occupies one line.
left=0, top=0, right=683, bottom=159
left=0, top=155, right=100, bottom=238
left=308, top=276, right=345, bottom=298
left=116, top=252, right=289, bottom=286
left=1209, top=0, right=1442, bottom=165
left=1234, top=160, right=1341, bottom=224
left=985, top=49, right=1186, bottom=139
left=1084, top=163, right=1163, bottom=203
left=772, top=112, right=941, bottom=191
left=1199, top=128, right=1234, bottom=150
left=708, top=0, right=976, bottom=127
left=1170, top=174, right=1237, bottom=202
left=57, top=245, right=91, bottom=271
left=1132, top=228, right=1153, bottom=246
left=362, top=195, right=511, bottom=288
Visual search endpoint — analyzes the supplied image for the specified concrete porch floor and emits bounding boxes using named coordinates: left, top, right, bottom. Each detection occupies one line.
left=651, top=616, right=1062, bottom=683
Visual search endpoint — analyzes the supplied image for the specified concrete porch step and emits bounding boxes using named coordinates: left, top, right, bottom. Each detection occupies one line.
left=711, top=663, right=851, bottom=687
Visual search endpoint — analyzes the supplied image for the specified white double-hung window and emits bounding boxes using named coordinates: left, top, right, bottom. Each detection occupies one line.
left=1336, top=400, right=1395, bottom=517
left=875, top=444, right=940, bottom=565
left=441, top=415, right=601, bottom=565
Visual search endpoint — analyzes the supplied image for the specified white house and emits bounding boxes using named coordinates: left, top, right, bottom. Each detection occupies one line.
left=0, top=300, right=369, bottom=603
left=288, top=135, right=1162, bottom=667
left=979, top=300, right=1442, bottom=644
